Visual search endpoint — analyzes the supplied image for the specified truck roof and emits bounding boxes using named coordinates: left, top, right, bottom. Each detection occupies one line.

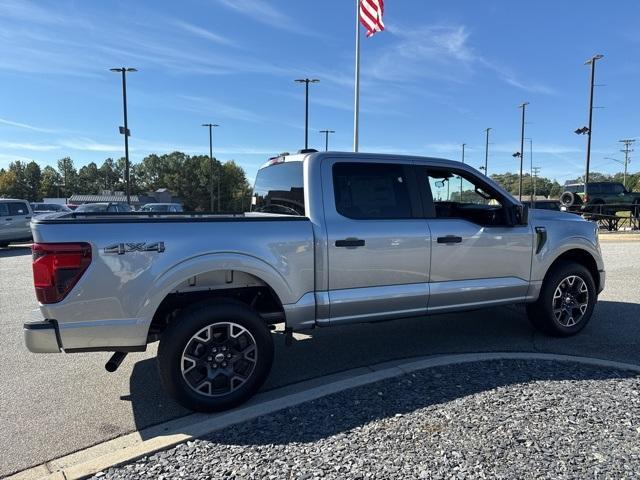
left=263, top=150, right=467, bottom=170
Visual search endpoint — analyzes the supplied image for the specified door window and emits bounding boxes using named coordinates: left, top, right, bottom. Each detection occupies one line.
left=333, top=162, right=413, bottom=219
left=0, top=203, right=8, bottom=217
left=425, top=169, right=507, bottom=226
left=8, top=202, right=29, bottom=216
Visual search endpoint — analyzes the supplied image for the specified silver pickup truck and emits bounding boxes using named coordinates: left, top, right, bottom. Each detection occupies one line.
left=25, top=151, right=605, bottom=411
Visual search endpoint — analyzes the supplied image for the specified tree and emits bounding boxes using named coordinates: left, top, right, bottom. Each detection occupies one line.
left=77, top=162, right=101, bottom=195
left=40, top=166, right=63, bottom=198
left=57, top=157, right=78, bottom=197
left=24, top=162, right=42, bottom=201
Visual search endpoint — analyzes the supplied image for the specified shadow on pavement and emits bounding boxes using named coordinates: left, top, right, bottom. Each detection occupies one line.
left=0, top=245, right=31, bottom=258
left=126, top=300, right=640, bottom=438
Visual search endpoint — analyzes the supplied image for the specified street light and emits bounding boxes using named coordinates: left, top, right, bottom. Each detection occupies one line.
left=202, top=123, right=220, bottom=212
left=110, top=67, right=137, bottom=205
left=294, top=78, right=319, bottom=149
left=518, top=102, right=529, bottom=202
left=319, top=129, right=335, bottom=151
left=484, top=127, right=491, bottom=175
left=581, top=54, right=604, bottom=201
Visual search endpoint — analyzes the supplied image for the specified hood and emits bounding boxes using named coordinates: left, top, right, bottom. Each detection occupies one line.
left=528, top=208, right=586, bottom=223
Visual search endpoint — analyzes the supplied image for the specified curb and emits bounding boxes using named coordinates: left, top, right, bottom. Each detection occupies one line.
left=9, top=351, right=640, bottom=480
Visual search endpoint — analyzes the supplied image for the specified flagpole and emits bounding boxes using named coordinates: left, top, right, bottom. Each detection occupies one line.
left=353, top=0, right=360, bottom=153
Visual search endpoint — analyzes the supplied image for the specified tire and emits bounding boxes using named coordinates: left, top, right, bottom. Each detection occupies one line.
left=157, top=299, right=274, bottom=412
left=560, top=191, right=575, bottom=207
left=526, top=261, right=597, bottom=337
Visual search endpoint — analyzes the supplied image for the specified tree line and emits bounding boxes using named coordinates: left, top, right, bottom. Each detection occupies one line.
left=1, top=155, right=638, bottom=210
left=0, top=152, right=252, bottom=211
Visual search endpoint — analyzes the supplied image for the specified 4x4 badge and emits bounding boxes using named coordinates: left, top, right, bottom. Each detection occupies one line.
left=104, top=242, right=165, bottom=255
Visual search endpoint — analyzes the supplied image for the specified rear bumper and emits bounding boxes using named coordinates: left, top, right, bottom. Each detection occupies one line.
left=24, top=319, right=61, bottom=353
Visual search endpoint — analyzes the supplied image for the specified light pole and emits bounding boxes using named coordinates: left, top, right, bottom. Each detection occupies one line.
left=319, top=129, right=335, bottom=151
left=518, top=102, right=529, bottom=202
left=525, top=138, right=533, bottom=201
left=202, top=123, right=219, bottom=212
left=460, top=143, right=466, bottom=197
left=110, top=67, right=137, bottom=205
left=581, top=54, right=604, bottom=201
left=294, top=78, right=319, bottom=149
left=484, top=128, right=491, bottom=175
left=532, top=166, right=541, bottom=207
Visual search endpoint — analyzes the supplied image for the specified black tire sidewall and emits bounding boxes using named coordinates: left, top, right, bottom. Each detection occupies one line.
left=158, top=300, right=274, bottom=412
left=533, top=262, right=597, bottom=336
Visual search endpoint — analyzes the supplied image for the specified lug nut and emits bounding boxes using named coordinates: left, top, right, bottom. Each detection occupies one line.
left=212, top=364, right=218, bottom=368
left=207, top=356, right=212, bottom=362
left=212, top=348, right=217, bottom=353
left=222, top=362, right=227, bottom=367
left=226, top=353, right=231, bottom=358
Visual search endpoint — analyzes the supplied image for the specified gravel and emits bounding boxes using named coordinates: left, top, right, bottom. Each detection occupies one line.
left=93, top=359, right=640, bottom=480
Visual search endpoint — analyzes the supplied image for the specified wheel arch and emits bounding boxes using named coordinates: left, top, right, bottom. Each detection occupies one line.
left=543, top=248, right=600, bottom=292
left=140, top=253, right=295, bottom=341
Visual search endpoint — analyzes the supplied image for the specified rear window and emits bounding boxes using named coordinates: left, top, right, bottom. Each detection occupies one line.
left=8, top=202, right=29, bottom=215
left=252, top=162, right=304, bottom=216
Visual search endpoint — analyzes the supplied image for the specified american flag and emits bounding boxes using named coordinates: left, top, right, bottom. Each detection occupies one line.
left=359, top=0, right=385, bottom=37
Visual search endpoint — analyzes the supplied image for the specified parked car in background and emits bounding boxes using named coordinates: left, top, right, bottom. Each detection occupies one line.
left=560, top=182, right=640, bottom=215
left=74, top=202, right=131, bottom=213
left=522, top=200, right=562, bottom=211
left=139, top=203, right=184, bottom=212
left=0, top=199, right=33, bottom=247
left=30, top=203, right=72, bottom=215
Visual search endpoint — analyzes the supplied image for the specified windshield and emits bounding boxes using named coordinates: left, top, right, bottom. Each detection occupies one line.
left=251, top=162, right=304, bottom=216
left=75, top=203, right=108, bottom=212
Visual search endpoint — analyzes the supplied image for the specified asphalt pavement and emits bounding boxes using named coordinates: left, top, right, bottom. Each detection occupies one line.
left=1, top=240, right=640, bottom=477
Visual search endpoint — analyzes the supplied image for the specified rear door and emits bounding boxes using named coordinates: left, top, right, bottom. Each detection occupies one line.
left=416, top=166, right=533, bottom=312
left=7, top=201, right=31, bottom=240
left=322, top=158, right=430, bottom=324
left=0, top=202, right=12, bottom=241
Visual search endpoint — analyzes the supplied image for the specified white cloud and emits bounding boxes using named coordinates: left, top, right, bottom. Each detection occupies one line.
left=171, top=20, right=236, bottom=47
left=0, top=117, right=57, bottom=133
left=0, top=141, right=58, bottom=151
left=59, top=139, right=122, bottom=152
left=213, top=0, right=317, bottom=36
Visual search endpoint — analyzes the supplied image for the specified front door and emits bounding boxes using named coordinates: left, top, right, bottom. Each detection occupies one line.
left=322, top=159, right=430, bottom=324
left=418, top=166, right=533, bottom=312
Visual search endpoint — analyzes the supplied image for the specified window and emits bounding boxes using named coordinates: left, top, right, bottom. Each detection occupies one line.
left=0, top=203, right=8, bottom=217
left=333, top=162, right=413, bottom=219
left=8, top=202, right=29, bottom=216
left=425, top=169, right=507, bottom=226
left=252, top=161, right=304, bottom=216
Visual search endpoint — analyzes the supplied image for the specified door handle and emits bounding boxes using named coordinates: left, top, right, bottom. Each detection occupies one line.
left=25, top=216, right=31, bottom=220
left=335, top=238, right=366, bottom=248
left=437, top=235, right=462, bottom=244
left=5, top=218, right=12, bottom=221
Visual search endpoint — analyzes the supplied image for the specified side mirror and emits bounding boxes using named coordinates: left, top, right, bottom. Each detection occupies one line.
left=512, top=204, right=528, bottom=226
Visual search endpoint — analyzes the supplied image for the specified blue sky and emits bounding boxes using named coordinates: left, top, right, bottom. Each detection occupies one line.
left=1, top=0, right=640, bottom=184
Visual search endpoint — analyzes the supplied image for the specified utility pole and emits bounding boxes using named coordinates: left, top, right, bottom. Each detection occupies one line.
left=319, top=129, right=335, bottom=151
left=484, top=128, right=491, bottom=176
left=295, top=78, right=319, bottom=149
left=110, top=67, right=137, bottom=204
left=202, top=123, right=219, bottom=211
left=532, top=166, right=541, bottom=208
left=619, top=139, right=635, bottom=189
left=518, top=102, right=529, bottom=202
left=583, top=54, right=604, bottom=201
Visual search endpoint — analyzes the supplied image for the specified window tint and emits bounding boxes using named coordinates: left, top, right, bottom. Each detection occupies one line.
left=252, top=162, right=304, bottom=216
left=8, top=202, right=29, bottom=215
left=333, top=162, right=412, bottom=219
left=0, top=203, right=8, bottom=217
left=612, top=184, right=625, bottom=194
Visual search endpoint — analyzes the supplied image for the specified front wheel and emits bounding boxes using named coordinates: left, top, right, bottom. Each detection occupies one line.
left=526, top=261, right=597, bottom=337
left=158, top=300, right=274, bottom=412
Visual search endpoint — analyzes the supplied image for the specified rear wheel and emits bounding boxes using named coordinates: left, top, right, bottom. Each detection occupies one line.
left=526, top=261, right=596, bottom=337
left=157, top=300, right=274, bottom=412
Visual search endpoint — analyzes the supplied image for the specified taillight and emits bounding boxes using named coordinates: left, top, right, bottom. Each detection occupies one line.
left=32, top=243, right=92, bottom=304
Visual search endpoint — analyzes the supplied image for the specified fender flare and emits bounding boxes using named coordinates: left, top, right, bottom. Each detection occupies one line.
left=137, top=252, right=294, bottom=324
